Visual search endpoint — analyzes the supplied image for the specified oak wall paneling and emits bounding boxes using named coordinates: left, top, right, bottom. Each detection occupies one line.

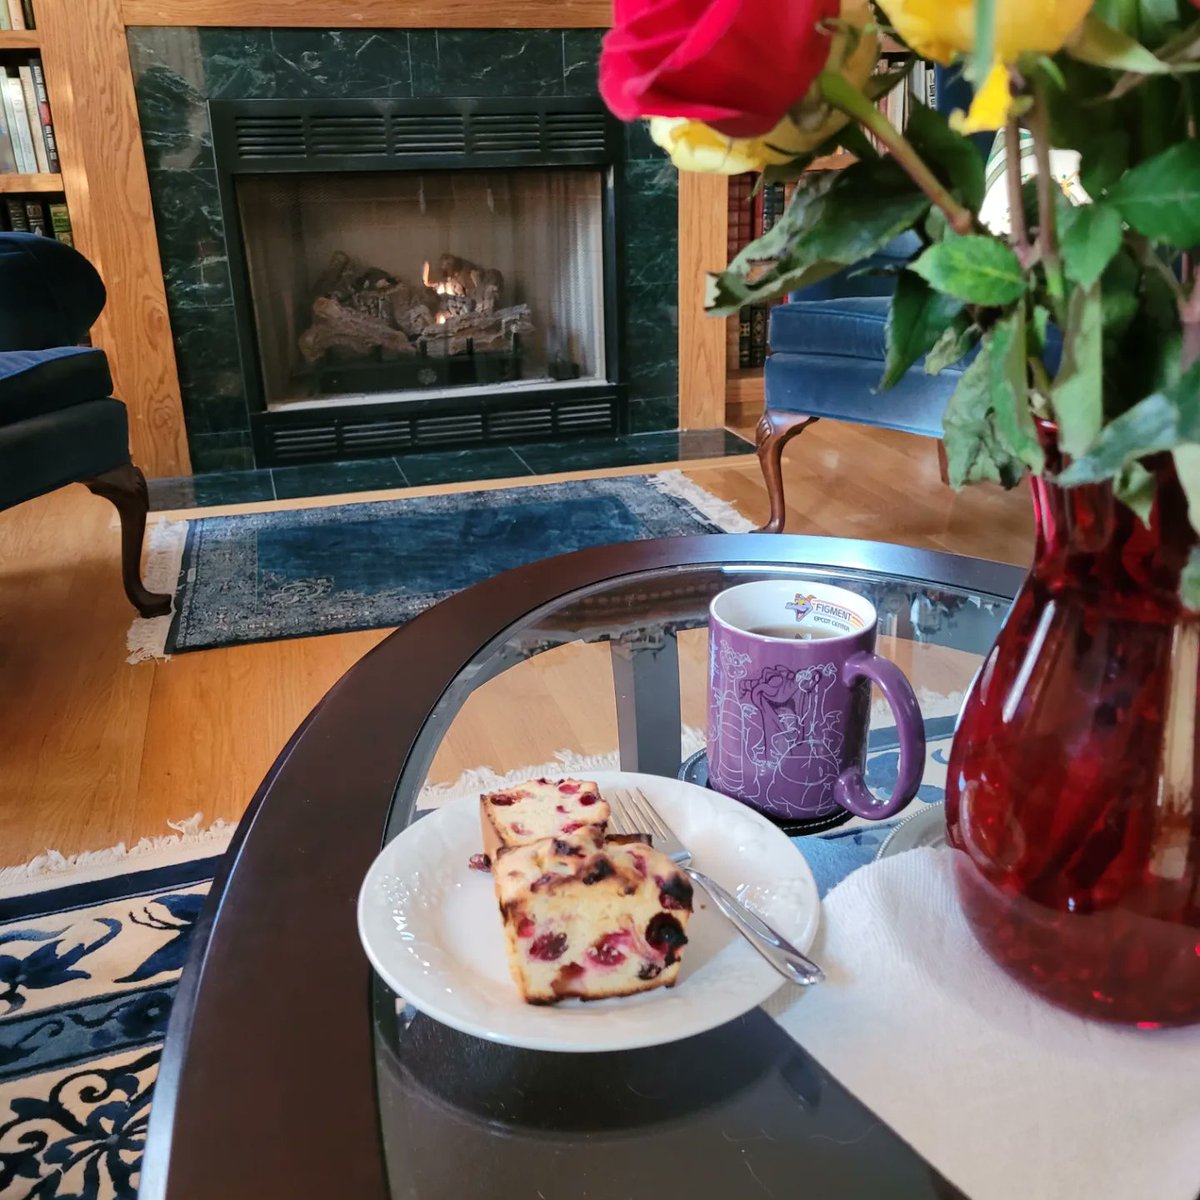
left=37, top=0, right=191, bottom=476
left=677, top=171, right=728, bottom=429
left=118, top=0, right=612, bottom=25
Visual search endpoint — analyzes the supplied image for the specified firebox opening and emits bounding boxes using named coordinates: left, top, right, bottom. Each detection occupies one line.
left=236, top=168, right=607, bottom=411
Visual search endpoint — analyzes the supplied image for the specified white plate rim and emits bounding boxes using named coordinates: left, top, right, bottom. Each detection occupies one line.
left=357, top=770, right=820, bottom=1053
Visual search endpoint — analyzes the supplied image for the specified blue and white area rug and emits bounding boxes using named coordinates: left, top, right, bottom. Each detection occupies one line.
left=0, top=708, right=956, bottom=1198
left=128, top=471, right=752, bottom=662
left=0, top=820, right=233, bottom=1200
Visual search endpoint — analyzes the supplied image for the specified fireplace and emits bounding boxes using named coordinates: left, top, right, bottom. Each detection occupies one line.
left=212, top=98, right=626, bottom=466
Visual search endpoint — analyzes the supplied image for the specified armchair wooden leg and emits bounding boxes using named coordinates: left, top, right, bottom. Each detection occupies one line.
left=755, top=410, right=818, bottom=534
left=86, top=462, right=173, bottom=618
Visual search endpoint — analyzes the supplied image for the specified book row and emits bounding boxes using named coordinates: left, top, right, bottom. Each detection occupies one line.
left=727, top=175, right=793, bottom=370
left=1, top=193, right=72, bottom=242
left=0, top=57, right=59, bottom=175
left=0, top=0, right=35, bottom=30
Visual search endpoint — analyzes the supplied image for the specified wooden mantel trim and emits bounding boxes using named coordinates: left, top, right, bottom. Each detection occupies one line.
left=119, top=0, right=612, bottom=27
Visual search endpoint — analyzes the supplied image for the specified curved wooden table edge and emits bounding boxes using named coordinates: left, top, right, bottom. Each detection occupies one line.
left=138, top=533, right=1025, bottom=1200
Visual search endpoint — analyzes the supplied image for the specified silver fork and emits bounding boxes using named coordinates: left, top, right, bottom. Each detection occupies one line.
left=609, top=787, right=824, bottom=987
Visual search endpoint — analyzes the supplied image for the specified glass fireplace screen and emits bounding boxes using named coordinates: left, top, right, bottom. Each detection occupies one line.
left=235, top=168, right=607, bottom=409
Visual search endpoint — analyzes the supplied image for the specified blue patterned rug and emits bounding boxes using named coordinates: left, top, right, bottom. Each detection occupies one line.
left=129, top=472, right=751, bottom=660
left=0, top=843, right=227, bottom=1200
left=0, top=717, right=952, bottom=1198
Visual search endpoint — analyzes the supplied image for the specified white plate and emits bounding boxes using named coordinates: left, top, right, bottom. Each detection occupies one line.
left=357, top=770, right=820, bottom=1053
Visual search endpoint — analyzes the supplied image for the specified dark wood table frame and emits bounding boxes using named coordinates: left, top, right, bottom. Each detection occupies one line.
left=138, top=534, right=1023, bottom=1200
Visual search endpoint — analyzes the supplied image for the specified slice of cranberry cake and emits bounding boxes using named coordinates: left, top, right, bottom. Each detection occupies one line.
left=494, top=831, right=693, bottom=1004
left=480, top=777, right=609, bottom=862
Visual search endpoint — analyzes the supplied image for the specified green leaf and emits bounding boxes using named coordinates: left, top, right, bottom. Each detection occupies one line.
left=1052, top=284, right=1104, bottom=458
left=1058, top=359, right=1200, bottom=484
left=904, top=104, right=987, bottom=211
left=1067, top=12, right=1177, bottom=73
left=1080, top=131, right=1130, bottom=197
left=941, top=336, right=1027, bottom=490
left=987, top=307, right=1044, bottom=473
left=1059, top=204, right=1125, bottom=287
left=1115, top=461, right=1156, bottom=523
left=910, top=236, right=1026, bottom=306
left=706, top=158, right=929, bottom=316
left=925, top=318, right=980, bottom=375
left=1181, top=546, right=1200, bottom=612
left=883, top=273, right=967, bottom=389
left=1029, top=304, right=1051, bottom=360
left=1025, top=53, right=1067, bottom=90
left=1135, top=0, right=1186, bottom=44
left=1106, top=141, right=1200, bottom=246
left=1173, top=443, right=1200, bottom=538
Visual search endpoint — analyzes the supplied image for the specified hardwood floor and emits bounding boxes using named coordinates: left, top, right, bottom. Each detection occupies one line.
left=0, top=422, right=1034, bottom=865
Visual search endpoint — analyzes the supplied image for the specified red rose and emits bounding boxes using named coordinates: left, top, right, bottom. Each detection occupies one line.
left=600, top=0, right=840, bottom=139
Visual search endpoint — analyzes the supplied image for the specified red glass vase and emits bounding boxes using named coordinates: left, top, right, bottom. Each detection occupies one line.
left=946, top=456, right=1200, bottom=1026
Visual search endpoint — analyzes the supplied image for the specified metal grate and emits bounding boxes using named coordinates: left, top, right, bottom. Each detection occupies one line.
left=234, top=115, right=305, bottom=159
left=544, top=112, right=609, bottom=154
left=222, top=100, right=616, bottom=168
left=467, top=113, right=541, bottom=154
left=488, top=407, right=555, bottom=439
left=261, top=392, right=620, bottom=466
left=307, top=115, right=388, bottom=157
left=389, top=114, right=467, bottom=156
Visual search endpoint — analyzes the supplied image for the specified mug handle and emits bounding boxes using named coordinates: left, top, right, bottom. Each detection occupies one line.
left=834, top=652, right=926, bottom=821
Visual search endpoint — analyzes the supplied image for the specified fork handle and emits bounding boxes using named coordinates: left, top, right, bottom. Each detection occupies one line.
left=683, top=867, right=825, bottom=987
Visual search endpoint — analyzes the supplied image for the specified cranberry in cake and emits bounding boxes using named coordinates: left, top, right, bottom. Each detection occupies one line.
left=480, top=777, right=609, bottom=862
left=494, top=832, right=693, bottom=1004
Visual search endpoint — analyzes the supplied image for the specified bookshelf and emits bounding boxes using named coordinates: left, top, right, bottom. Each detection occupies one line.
left=0, top=170, right=59, bottom=190
left=721, top=43, right=915, bottom=426
left=0, top=17, right=69, bottom=245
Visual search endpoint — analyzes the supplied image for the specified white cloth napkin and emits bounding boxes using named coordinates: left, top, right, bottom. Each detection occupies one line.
left=769, top=847, right=1200, bottom=1200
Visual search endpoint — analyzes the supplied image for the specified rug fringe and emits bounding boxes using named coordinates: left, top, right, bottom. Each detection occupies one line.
left=649, top=470, right=756, bottom=534
left=418, top=727, right=708, bottom=808
left=125, top=519, right=187, bottom=664
left=0, top=813, right=236, bottom=897
left=416, top=691, right=963, bottom=810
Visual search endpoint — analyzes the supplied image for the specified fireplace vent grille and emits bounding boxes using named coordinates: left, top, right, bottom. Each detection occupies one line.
left=220, top=100, right=617, bottom=168
left=261, top=392, right=620, bottom=465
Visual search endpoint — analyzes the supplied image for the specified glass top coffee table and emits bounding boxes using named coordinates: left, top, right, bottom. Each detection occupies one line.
left=139, top=534, right=1022, bottom=1200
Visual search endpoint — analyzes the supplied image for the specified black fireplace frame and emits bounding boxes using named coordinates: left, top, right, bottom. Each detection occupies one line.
left=209, top=96, right=628, bottom=467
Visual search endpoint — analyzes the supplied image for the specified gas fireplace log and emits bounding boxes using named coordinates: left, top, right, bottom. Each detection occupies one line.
left=422, top=254, right=505, bottom=315
left=419, top=303, right=533, bottom=357
left=297, top=295, right=417, bottom=364
left=311, top=251, right=355, bottom=302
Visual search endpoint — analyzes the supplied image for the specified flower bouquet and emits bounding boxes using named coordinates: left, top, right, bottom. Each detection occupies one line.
left=600, top=0, right=1200, bottom=1026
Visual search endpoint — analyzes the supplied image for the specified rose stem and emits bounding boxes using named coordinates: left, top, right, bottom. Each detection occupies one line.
left=1004, top=114, right=1032, bottom=265
left=1028, top=75, right=1066, bottom=315
left=819, top=72, right=974, bottom=236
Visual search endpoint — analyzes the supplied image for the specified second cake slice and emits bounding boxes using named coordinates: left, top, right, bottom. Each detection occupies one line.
left=480, top=777, right=609, bottom=861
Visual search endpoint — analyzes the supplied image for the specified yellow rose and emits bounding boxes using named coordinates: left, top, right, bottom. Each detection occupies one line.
left=876, top=0, right=1094, bottom=129
left=649, top=0, right=879, bottom=175
left=649, top=114, right=827, bottom=174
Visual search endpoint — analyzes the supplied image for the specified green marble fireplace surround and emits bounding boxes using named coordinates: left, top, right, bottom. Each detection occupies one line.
left=126, top=28, right=679, bottom=472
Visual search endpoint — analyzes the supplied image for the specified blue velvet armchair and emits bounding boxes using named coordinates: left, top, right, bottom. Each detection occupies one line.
left=754, top=232, right=966, bottom=531
left=754, top=73, right=987, bottom=533
left=0, top=232, right=171, bottom=616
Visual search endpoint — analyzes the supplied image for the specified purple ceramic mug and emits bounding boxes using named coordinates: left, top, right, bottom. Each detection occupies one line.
left=707, top=580, right=925, bottom=823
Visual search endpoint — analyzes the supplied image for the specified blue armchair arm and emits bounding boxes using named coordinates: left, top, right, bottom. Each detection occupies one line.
left=0, top=232, right=106, bottom=351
